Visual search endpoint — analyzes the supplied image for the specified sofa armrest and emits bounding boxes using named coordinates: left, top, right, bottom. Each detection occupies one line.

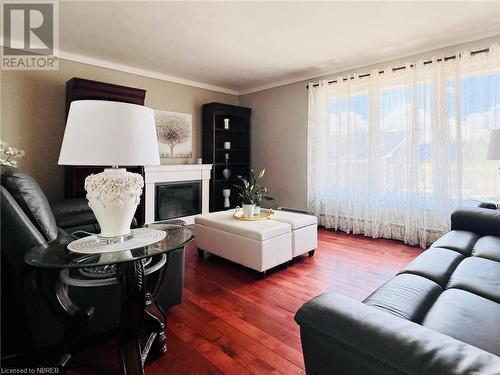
left=51, top=198, right=98, bottom=229
left=451, top=207, right=500, bottom=237
left=51, top=197, right=90, bottom=217
left=295, top=292, right=500, bottom=375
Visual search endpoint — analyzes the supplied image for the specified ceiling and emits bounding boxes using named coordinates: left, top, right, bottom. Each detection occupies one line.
left=59, top=1, right=500, bottom=95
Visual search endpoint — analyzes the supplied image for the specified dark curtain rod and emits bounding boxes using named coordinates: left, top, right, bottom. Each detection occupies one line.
left=306, top=48, right=490, bottom=89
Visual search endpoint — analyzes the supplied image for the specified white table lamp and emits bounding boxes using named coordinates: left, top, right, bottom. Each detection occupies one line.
left=59, top=100, right=160, bottom=243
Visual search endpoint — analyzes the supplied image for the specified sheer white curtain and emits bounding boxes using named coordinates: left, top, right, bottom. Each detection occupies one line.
left=307, top=45, right=500, bottom=247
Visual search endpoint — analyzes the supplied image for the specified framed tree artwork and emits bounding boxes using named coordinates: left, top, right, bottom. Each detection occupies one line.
left=154, top=110, right=193, bottom=158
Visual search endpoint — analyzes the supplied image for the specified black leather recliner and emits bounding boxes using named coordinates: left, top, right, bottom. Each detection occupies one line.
left=1, top=167, right=185, bottom=360
left=295, top=207, right=500, bottom=375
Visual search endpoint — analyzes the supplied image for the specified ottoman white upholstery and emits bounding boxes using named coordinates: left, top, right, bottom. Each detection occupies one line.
left=194, top=211, right=292, bottom=273
left=272, top=210, right=318, bottom=257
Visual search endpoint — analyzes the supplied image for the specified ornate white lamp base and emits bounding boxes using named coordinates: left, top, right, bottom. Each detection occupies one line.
left=84, top=167, right=144, bottom=244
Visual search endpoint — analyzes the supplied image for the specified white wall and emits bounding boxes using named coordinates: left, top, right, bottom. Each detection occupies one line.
left=240, top=35, right=500, bottom=210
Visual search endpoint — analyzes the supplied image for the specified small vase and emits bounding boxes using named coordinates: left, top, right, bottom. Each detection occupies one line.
left=224, top=118, right=230, bottom=129
left=242, top=204, right=255, bottom=218
left=254, top=206, right=261, bottom=216
left=222, top=167, right=231, bottom=180
left=222, top=189, right=231, bottom=208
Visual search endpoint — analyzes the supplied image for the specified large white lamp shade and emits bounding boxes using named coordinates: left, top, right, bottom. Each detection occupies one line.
left=487, top=129, right=500, bottom=161
left=58, top=100, right=160, bottom=243
left=59, top=100, right=160, bottom=166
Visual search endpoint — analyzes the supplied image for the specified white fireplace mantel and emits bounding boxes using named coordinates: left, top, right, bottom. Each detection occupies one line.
left=144, top=164, right=212, bottom=224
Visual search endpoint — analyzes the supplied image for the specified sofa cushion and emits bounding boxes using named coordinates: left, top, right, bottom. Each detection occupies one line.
left=1, top=168, right=58, bottom=241
left=364, top=274, right=442, bottom=322
left=446, top=257, right=500, bottom=303
left=422, top=289, right=500, bottom=356
left=472, top=236, right=500, bottom=262
left=194, top=211, right=291, bottom=241
left=430, top=230, right=479, bottom=256
left=398, top=248, right=464, bottom=286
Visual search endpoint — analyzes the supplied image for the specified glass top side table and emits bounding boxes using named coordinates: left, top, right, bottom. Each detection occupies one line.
left=25, top=222, right=194, bottom=268
left=23, top=222, right=194, bottom=375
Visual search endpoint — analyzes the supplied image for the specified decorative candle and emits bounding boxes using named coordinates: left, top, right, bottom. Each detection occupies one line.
left=224, top=118, right=230, bottom=129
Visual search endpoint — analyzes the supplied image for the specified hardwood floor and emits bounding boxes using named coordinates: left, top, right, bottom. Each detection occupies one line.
left=69, top=228, right=423, bottom=375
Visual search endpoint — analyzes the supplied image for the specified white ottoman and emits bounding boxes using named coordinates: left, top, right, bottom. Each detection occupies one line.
left=194, top=211, right=292, bottom=274
left=272, top=210, right=318, bottom=257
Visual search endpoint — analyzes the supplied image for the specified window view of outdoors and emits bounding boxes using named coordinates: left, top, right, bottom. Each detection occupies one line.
left=329, top=72, right=500, bottom=205
left=461, top=73, right=500, bottom=198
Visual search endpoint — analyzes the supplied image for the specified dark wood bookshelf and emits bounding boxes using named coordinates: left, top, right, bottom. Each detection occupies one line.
left=215, top=129, right=248, bottom=134
left=214, top=162, right=246, bottom=165
left=202, top=103, right=251, bottom=212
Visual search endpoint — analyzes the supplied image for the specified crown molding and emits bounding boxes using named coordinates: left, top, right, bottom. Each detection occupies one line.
left=58, top=50, right=240, bottom=96
left=237, top=75, right=319, bottom=96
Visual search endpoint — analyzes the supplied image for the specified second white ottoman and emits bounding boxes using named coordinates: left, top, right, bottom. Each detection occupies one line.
left=272, top=210, right=318, bottom=257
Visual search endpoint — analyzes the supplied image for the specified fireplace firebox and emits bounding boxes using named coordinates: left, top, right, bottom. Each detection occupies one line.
left=155, top=181, right=202, bottom=221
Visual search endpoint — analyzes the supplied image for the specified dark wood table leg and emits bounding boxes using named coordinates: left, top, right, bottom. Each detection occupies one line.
left=144, top=300, right=167, bottom=360
left=144, top=254, right=169, bottom=360
left=117, top=260, right=146, bottom=375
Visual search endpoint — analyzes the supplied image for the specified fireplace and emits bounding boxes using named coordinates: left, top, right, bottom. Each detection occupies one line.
left=155, top=181, right=202, bottom=221
left=144, top=164, right=212, bottom=224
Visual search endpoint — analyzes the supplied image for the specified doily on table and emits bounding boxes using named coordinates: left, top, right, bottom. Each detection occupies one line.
left=67, top=228, right=166, bottom=254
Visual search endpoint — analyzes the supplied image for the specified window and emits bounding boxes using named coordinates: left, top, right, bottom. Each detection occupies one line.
left=308, top=46, right=500, bottom=247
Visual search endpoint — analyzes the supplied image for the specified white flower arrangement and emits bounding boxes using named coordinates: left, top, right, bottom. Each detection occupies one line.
left=0, top=140, right=25, bottom=167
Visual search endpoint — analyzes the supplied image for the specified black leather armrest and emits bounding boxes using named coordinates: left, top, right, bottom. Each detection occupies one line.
left=51, top=198, right=90, bottom=217
left=1, top=186, right=46, bottom=271
left=295, top=292, right=500, bottom=375
left=51, top=198, right=99, bottom=230
left=451, top=208, right=500, bottom=237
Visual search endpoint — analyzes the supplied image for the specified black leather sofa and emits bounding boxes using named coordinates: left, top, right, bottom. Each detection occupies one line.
left=1, top=168, right=185, bottom=359
left=295, top=208, right=500, bottom=375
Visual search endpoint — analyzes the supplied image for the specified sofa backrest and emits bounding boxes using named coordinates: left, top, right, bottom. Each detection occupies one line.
left=1, top=167, right=58, bottom=242
left=451, top=207, right=500, bottom=237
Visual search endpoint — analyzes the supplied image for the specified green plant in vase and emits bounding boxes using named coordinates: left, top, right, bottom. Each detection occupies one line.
left=234, top=169, right=274, bottom=216
left=234, top=174, right=255, bottom=217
